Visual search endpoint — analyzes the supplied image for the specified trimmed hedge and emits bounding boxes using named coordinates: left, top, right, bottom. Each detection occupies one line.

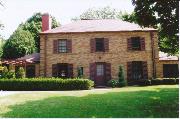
left=136, top=78, right=178, bottom=86
left=0, top=78, right=94, bottom=91
left=137, top=79, right=151, bottom=86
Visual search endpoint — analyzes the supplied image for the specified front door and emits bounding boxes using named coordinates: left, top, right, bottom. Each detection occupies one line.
left=95, top=63, right=105, bottom=86
left=58, top=63, right=68, bottom=78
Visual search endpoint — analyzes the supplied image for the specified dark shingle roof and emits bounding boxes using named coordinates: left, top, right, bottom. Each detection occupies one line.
left=41, top=19, right=157, bottom=34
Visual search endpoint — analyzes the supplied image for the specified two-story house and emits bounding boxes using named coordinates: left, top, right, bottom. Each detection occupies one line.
left=39, top=13, right=160, bottom=86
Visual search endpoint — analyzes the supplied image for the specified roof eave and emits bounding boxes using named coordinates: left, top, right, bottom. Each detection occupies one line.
left=39, top=30, right=158, bottom=35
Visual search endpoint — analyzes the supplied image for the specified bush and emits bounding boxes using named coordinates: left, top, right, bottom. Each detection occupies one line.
left=176, top=79, right=179, bottom=84
left=6, top=71, right=15, bottom=79
left=151, top=79, right=163, bottom=85
left=1, top=66, right=9, bottom=78
left=16, top=67, right=25, bottom=78
left=0, top=78, right=94, bottom=91
left=137, top=79, right=151, bottom=86
left=107, top=79, right=119, bottom=88
left=118, top=65, right=127, bottom=87
left=163, top=79, right=176, bottom=85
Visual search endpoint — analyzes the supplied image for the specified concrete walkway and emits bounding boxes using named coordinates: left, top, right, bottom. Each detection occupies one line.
left=0, top=88, right=112, bottom=97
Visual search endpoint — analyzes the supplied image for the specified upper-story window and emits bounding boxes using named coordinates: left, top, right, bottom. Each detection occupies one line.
left=95, top=38, right=105, bottom=52
left=127, top=37, right=145, bottom=51
left=131, top=37, right=141, bottom=50
left=53, top=39, right=72, bottom=54
left=58, top=40, right=67, bottom=53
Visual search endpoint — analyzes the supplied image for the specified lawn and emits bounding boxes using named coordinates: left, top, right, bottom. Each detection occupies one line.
left=0, top=85, right=178, bottom=118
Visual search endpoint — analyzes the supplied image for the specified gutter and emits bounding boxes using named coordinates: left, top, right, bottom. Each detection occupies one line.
left=150, top=32, right=156, bottom=78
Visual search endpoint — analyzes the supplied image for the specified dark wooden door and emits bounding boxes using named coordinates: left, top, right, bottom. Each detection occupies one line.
left=95, top=63, right=105, bottom=86
left=58, top=63, right=68, bottom=78
left=26, top=65, right=35, bottom=78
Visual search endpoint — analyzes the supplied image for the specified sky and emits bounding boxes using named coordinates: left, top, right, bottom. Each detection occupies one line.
left=0, top=0, right=134, bottom=39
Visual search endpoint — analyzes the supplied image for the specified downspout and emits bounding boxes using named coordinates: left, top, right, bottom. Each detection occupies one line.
left=44, top=35, right=47, bottom=77
left=150, top=32, right=156, bottom=79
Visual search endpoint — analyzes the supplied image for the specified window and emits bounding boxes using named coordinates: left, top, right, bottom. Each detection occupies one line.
left=95, top=38, right=104, bottom=52
left=96, top=64, right=104, bottom=76
left=163, top=64, right=179, bottom=78
left=58, top=40, right=67, bottom=53
left=131, top=37, right=141, bottom=50
left=132, top=61, right=143, bottom=80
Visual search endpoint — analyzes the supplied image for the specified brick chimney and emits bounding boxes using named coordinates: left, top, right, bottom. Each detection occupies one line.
left=42, top=13, right=51, bottom=32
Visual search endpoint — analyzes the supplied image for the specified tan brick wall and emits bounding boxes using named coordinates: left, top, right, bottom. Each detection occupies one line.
left=40, top=31, right=158, bottom=80
left=156, top=60, right=179, bottom=78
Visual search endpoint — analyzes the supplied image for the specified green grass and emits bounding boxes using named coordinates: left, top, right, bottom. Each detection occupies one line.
left=0, top=85, right=179, bottom=118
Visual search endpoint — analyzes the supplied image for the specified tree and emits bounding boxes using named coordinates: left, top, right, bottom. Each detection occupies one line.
left=132, top=0, right=179, bottom=55
left=2, top=13, right=60, bottom=59
left=72, top=6, right=121, bottom=20
left=2, top=29, right=35, bottom=59
left=117, top=12, right=138, bottom=24
left=20, top=13, right=60, bottom=52
left=16, top=67, right=25, bottom=78
left=118, top=65, right=126, bottom=87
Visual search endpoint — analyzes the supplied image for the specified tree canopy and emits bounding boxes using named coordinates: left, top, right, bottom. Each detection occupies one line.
left=132, top=0, right=179, bottom=55
left=2, top=29, right=35, bottom=59
left=2, top=12, right=60, bottom=59
left=72, top=6, right=123, bottom=20
left=20, top=12, right=60, bottom=52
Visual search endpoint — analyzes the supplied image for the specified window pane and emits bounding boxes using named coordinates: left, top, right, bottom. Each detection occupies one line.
left=131, top=37, right=141, bottom=50
left=96, top=38, right=104, bottom=52
left=59, top=40, right=67, bottom=53
left=96, top=64, right=104, bottom=76
left=132, top=61, right=143, bottom=80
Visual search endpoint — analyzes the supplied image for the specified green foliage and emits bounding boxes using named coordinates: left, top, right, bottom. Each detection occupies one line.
left=72, top=6, right=118, bottom=20
left=118, top=65, right=126, bottom=87
left=0, top=78, right=94, bottom=90
left=118, top=12, right=138, bottom=24
left=163, top=79, right=176, bottom=85
left=16, top=67, right=25, bottom=78
left=2, top=13, right=60, bottom=59
left=0, top=37, right=6, bottom=58
left=2, top=29, right=35, bottom=59
left=137, top=80, right=151, bottom=86
left=77, top=67, right=83, bottom=78
left=132, top=0, right=179, bottom=55
left=107, top=79, right=119, bottom=88
left=21, top=13, right=60, bottom=52
left=1, top=66, right=15, bottom=79
left=1, top=66, right=8, bottom=78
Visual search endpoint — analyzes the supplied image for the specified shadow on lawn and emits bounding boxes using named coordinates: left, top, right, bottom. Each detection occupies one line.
left=1, top=88, right=179, bottom=118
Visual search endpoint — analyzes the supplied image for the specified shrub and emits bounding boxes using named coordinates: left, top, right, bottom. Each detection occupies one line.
left=163, top=79, right=176, bottom=85
left=77, top=67, right=83, bottom=78
left=16, top=67, right=25, bottom=78
left=1, top=66, right=9, bottom=78
left=151, top=79, right=163, bottom=85
left=107, top=79, right=119, bottom=88
left=0, top=78, right=94, bottom=91
left=6, top=71, right=15, bottom=79
left=137, top=79, right=151, bottom=86
left=1, top=66, right=15, bottom=79
left=176, top=78, right=179, bottom=84
left=118, top=65, right=127, bottom=87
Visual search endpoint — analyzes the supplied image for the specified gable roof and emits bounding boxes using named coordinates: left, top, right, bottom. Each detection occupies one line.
left=17, top=53, right=40, bottom=63
left=40, top=19, right=157, bottom=34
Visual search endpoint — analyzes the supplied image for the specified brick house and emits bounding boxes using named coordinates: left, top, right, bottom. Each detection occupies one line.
left=39, top=14, right=178, bottom=86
